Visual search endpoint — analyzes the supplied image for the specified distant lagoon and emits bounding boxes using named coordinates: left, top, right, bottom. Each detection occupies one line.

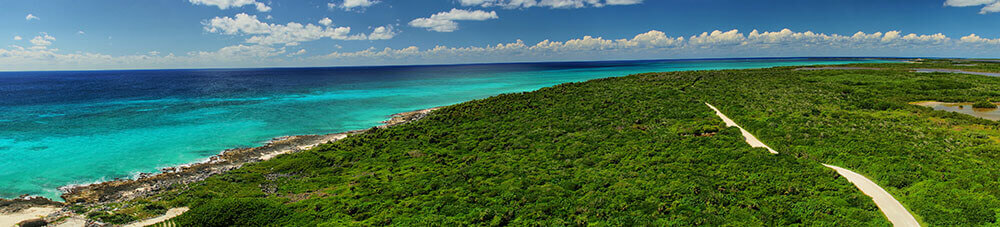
left=0, top=58, right=894, bottom=199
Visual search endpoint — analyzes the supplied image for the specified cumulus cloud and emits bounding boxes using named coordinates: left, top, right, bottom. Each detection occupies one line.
left=960, top=34, right=1000, bottom=45
left=944, top=0, right=1000, bottom=13
left=459, top=0, right=641, bottom=9
left=319, top=17, right=333, bottom=26
left=204, top=13, right=395, bottom=46
left=13, top=36, right=22, bottom=41
left=328, top=0, right=379, bottom=11
left=188, top=0, right=271, bottom=12
left=29, top=34, right=56, bottom=47
left=409, top=9, right=498, bottom=32
left=25, top=14, right=39, bottom=21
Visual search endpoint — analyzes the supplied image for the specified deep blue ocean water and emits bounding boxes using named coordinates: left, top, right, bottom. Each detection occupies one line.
left=0, top=58, right=891, bottom=199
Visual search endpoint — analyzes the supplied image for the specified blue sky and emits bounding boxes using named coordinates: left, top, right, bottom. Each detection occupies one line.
left=3, top=0, right=1000, bottom=71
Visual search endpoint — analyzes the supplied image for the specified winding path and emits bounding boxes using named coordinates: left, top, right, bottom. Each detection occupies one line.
left=124, top=207, right=189, bottom=227
left=705, top=103, right=920, bottom=227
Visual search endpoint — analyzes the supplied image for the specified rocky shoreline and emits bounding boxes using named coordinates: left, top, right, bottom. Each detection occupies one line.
left=0, top=106, right=441, bottom=225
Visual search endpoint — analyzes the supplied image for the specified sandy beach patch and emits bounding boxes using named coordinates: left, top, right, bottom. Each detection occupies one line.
left=0, top=206, right=60, bottom=226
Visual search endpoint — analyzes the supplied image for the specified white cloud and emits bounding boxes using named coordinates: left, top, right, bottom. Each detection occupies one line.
left=29, top=34, right=56, bottom=46
left=367, top=25, right=396, bottom=40
left=13, top=36, right=22, bottom=41
left=204, top=13, right=395, bottom=46
left=983, top=2, right=1000, bottom=13
left=605, top=0, right=642, bottom=5
left=459, top=0, right=641, bottom=9
left=255, top=2, right=272, bottom=12
left=944, top=0, right=1000, bottom=13
left=319, top=17, right=333, bottom=26
left=188, top=0, right=271, bottom=12
left=25, top=14, right=39, bottom=21
left=5, top=28, right=1000, bottom=71
left=689, top=29, right=745, bottom=46
left=409, top=9, right=498, bottom=32
left=945, top=0, right=995, bottom=7
left=77, top=31, right=86, bottom=35
left=313, top=28, right=974, bottom=65
left=0, top=44, right=287, bottom=71
left=329, top=0, right=379, bottom=11
left=288, top=49, right=307, bottom=57
left=960, top=33, right=1000, bottom=45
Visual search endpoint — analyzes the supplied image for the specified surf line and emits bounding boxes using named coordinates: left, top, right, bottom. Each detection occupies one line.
left=705, top=103, right=920, bottom=227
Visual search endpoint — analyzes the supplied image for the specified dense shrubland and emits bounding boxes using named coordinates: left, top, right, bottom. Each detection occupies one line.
left=104, top=60, right=1000, bottom=226
left=686, top=65, right=1000, bottom=226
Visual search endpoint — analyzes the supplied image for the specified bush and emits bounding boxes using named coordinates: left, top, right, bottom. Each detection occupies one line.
left=143, top=203, right=167, bottom=214
left=972, top=101, right=997, bottom=109
left=174, top=198, right=289, bottom=227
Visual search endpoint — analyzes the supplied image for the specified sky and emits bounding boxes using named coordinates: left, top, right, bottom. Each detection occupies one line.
left=3, top=0, right=1000, bottom=71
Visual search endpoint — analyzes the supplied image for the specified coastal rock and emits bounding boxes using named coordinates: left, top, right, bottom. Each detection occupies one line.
left=17, top=218, right=47, bottom=227
left=0, top=195, right=63, bottom=213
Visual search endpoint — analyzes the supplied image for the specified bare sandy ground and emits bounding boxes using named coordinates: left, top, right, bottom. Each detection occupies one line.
left=705, top=103, right=920, bottom=226
left=124, top=207, right=189, bottom=227
left=0, top=206, right=60, bottom=226
left=51, top=215, right=88, bottom=227
left=259, top=133, right=349, bottom=160
left=705, top=103, right=777, bottom=154
left=823, top=165, right=921, bottom=226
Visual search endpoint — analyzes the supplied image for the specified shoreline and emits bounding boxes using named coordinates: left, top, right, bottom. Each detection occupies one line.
left=60, top=106, right=441, bottom=204
left=0, top=106, right=442, bottom=224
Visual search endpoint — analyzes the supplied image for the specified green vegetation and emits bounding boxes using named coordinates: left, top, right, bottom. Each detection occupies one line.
left=100, top=60, right=1000, bottom=226
left=174, top=198, right=289, bottom=226
left=76, top=199, right=172, bottom=225
left=840, top=58, right=1000, bottom=73
left=973, top=100, right=997, bottom=109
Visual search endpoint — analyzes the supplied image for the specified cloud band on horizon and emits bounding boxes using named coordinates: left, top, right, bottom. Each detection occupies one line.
left=2, top=28, right=1000, bottom=71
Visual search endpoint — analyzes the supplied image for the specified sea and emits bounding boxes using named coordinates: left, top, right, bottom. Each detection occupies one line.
left=0, top=58, right=893, bottom=199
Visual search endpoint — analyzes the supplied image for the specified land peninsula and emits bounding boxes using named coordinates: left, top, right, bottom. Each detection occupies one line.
left=6, top=59, right=1000, bottom=226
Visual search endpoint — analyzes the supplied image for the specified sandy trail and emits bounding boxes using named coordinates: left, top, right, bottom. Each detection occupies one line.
left=705, top=103, right=777, bottom=154
left=912, top=68, right=1000, bottom=77
left=705, top=103, right=920, bottom=226
left=124, top=207, right=189, bottom=227
left=823, top=165, right=921, bottom=226
left=0, top=206, right=60, bottom=226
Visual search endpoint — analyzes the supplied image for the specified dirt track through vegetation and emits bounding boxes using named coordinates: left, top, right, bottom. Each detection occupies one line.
left=705, top=103, right=920, bottom=226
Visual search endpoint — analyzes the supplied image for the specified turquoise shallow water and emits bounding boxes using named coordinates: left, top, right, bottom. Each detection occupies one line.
left=0, top=58, right=891, bottom=199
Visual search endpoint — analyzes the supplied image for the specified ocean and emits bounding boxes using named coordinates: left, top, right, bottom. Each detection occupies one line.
left=0, top=58, right=891, bottom=199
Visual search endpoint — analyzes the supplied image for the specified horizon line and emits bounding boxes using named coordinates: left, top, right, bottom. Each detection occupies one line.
left=0, top=56, right=954, bottom=73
